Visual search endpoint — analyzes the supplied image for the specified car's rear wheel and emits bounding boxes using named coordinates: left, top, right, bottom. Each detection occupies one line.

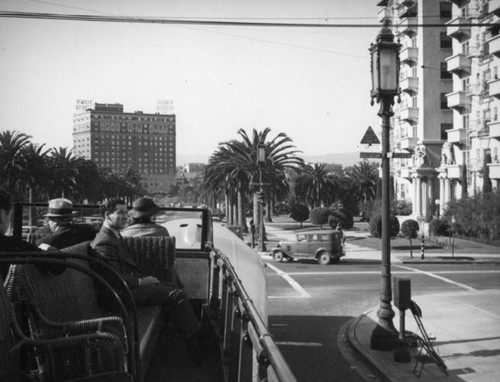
left=317, top=251, right=331, bottom=265
left=273, top=251, right=284, bottom=263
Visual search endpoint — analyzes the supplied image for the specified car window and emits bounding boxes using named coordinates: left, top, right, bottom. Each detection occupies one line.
left=297, top=234, right=306, bottom=241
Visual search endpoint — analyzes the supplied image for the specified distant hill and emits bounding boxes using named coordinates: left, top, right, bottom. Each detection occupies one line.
left=302, top=152, right=362, bottom=167
left=177, top=151, right=363, bottom=167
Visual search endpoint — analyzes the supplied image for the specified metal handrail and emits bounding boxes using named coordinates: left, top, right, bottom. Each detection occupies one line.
left=208, top=244, right=298, bottom=382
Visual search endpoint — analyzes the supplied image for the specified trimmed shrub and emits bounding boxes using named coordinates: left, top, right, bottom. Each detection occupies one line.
left=290, top=204, right=310, bottom=228
left=428, top=218, right=451, bottom=237
left=327, top=214, right=341, bottom=229
left=328, top=208, right=354, bottom=229
left=369, top=214, right=400, bottom=238
left=401, top=219, right=419, bottom=239
left=310, top=207, right=330, bottom=228
left=401, top=219, right=419, bottom=258
left=394, top=200, right=412, bottom=216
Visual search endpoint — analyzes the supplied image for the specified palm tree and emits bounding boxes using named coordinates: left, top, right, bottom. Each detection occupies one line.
left=0, top=130, right=31, bottom=196
left=47, top=147, right=79, bottom=198
left=348, top=161, right=379, bottom=204
left=205, top=128, right=303, bottom=231
left=294, top=163, right=338, bottom=209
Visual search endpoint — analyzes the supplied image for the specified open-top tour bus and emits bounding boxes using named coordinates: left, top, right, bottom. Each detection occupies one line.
left=0, top=202, right=297, bottom=382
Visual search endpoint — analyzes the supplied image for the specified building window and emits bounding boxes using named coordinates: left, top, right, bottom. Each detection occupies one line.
left=440, top=2, right=452, bottom=19
left=440, top=32, right=452, bottom=49
left=441, top=124, right=452, bottom=140
left=440, top=93, right=448, bottom=109
left=440, top=62, right=452, bottom=79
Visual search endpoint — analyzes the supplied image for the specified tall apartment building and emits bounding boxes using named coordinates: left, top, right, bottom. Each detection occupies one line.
left=377, top=0, right=454, bottom=219
left=72, top=103, right=176, bottom=194
left=445, top=0, right=500, bottom=201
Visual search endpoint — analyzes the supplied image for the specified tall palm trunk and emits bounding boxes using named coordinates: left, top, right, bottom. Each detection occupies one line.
left=265, top=193, right=273, bottom=222
left=238, top=188, right=248, bottom=233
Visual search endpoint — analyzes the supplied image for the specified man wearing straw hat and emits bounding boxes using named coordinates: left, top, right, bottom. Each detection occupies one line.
left=37, top=198, right=97, bottom=250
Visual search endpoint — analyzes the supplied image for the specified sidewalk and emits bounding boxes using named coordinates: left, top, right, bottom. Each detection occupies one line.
left=253, top=221, right=500, bottom=382
left=349, top=290, right=500, bottom=382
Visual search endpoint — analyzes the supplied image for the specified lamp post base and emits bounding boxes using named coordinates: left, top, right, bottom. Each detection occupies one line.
left=393, top=339, right=411, bottom=363
left=370, top=324, right=399, bottom=351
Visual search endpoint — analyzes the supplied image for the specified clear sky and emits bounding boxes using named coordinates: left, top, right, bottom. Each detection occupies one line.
left=0, top=0, right=383, bottom=158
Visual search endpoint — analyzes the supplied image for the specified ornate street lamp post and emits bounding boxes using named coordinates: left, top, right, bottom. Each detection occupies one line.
left=258, top=144, right=267, bottom=252
left=369, top=25, right=400, bottom=351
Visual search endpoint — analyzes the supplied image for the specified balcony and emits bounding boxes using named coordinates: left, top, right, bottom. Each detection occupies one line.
left=491, top=0, right=500, bottom=17
left=447, top=17, right=471, bottom=42
left=446, top=91, right=470, bottom=111
left=488, top=163, right=500, bottom=179
left=446, top=128, right=467, bottom=145
left=378, top=7, right=392, bottom=23
left=446, top=53, right=471, bottom=78
left=489, top=120, right=500, bottom=139
left=400, top=46, right=418, bottom=66
left=400, top=76, right=418, bottom=95
left=399, top=167, right=412, bottom=179
left=396, top=5, right=409, bottom=19
left=466, top=82, right=482, bottom=96
left=400, top=0, right=416, bottom=7
left=489, top=78, right=500, bottom=98
left=399, top=17, right=418, bottom=37
left=487, top=33, right=500, bottom=58
left=399, top=137, right=418, bottom=150
left=400, top=107, right=419, bottom=123
left=447, top=164, right=463, bottom=179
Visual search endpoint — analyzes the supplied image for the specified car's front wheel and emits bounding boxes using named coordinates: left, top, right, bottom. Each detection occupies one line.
left=273, top=251, right=285, bottom=263
left=317, top=251, right=331, bottom=265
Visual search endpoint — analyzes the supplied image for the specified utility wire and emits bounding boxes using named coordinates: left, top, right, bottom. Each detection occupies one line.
left=0, top=10, right=490, bottom=28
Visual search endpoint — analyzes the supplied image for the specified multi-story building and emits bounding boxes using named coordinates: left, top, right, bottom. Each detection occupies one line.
left=377, top=0, right=454, bottom=220
left=72, top=102, right=176, bottom=194
left=445, top=0, right=500, bottom=204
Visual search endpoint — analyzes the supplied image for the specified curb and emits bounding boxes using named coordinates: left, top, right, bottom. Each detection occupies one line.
left=346, top=314, right=396, bottom=382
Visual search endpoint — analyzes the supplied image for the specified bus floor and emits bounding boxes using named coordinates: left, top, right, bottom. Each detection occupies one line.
left=144, top=322, right=224, bottom=382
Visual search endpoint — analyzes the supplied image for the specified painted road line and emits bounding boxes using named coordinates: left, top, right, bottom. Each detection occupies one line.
left=266, top=262, right=311, bottom=298
left=284, top=270, right=500, bottom=276
left=396, top=265, right=477, bottom=291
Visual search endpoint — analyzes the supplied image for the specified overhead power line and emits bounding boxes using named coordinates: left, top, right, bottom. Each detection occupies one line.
left=0, top=10, right=492, bottom=28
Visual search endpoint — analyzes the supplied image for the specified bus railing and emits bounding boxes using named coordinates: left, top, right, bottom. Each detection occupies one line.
left=208, top=244, right=298, bottom=382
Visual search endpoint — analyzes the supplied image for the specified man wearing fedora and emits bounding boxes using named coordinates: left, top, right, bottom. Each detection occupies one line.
left=36, top=198, right=97, bottom=250
left=92, top=198, right=215, bottom=365
left=121, top=197, right=169, bottom=238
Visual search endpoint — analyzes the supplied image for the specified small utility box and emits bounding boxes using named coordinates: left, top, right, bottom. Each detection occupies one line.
left=393, top=276, right=412, bottom=363
left=393, top=276, right=411, bottom=311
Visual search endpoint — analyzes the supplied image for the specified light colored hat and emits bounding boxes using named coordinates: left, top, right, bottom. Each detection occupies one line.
left=45, top=198, right=74, bottom=217
left=129, top=197, right=160, bottom=219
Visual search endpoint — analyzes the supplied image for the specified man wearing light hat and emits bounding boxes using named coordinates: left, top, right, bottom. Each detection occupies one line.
left=36, top=198, right=97, bottom=250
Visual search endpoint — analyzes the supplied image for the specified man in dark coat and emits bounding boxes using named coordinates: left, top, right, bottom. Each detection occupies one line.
left=0, top=188, right=42, bottom=279
left=36, top=198, right=97, bottom=250
left=91, top=198, right=214, bottom=364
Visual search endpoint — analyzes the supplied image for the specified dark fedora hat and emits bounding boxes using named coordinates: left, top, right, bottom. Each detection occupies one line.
left=129, top=197, right=160, bottom=218
left=45, top=198, right=74, bottom=218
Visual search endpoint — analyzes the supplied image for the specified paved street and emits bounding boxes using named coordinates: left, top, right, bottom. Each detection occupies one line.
left=264, top=255, right=500, bottom=381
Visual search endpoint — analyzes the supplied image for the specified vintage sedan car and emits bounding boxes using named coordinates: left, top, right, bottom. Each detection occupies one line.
left=271, top=230, right=345, bottom=265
